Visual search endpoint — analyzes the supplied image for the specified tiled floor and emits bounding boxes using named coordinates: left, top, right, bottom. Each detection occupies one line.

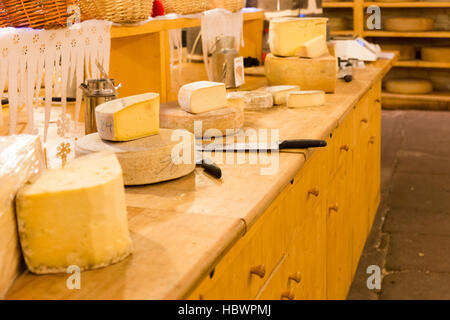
left=347, top=110, right=450, bottom=300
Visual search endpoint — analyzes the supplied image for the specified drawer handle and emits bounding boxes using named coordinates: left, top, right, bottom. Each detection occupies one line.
left=361, top=118, right=368, bottom=124
left=329, top=203, right=339, bottom=212
left=369, top=136, right=376, bottom=144
left=250, top=265, right=266, bottom=278
left=289, top=272, right=302, bottom=283
left=340, top=144, right=349, bottom=152
left=308, top=186, right=320, bottom=197
left=281, top=288, right=295, bottom=300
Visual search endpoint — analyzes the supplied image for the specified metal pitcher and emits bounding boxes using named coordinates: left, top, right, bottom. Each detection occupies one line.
left=211, top=36, right=239, bottom=88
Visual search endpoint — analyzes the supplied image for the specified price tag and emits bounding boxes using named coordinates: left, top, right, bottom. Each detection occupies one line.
left=234, top=56, right=245, bottom=87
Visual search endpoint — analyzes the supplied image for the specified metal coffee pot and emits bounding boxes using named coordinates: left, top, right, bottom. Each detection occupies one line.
left=211, top=36, right=239, bottom=88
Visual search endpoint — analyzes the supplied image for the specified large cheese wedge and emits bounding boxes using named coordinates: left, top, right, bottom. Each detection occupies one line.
left=296, top=35, right=329, bottom=58
left=160, top=102, right=244, bottom=138
left=381, top=44, right=416, bottom=61
left=265, top=53, right=337, bottom=93
left=385, top=18, right=434, bottom=32
left=95, top=92, right=159, bottom=142
left=269, top=17, right=328, bottom=57
left=287, top=90, right=326, bottom=108
left=262, top=85, right=300, bottom=105
left=0, top=135, right=43, bottom=297
left=385, top=79, right=433, bottom=94
left=178, top=81, right=227, bottom=114
left=421, top=47, right=450, bottom=63
left=76, top=129, right=195, bottom=185
left=15, top=152, right=132, bottom=274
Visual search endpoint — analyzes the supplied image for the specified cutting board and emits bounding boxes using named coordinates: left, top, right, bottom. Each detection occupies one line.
left=160, top=101, right=244, bottom=138
left=75, top=128, right=195, bottom=186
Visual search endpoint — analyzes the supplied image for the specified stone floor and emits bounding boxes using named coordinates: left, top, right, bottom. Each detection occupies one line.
left=347, top=110, right=450, bottom=300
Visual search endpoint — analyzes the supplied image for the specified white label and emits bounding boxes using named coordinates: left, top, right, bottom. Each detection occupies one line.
left=234, top=56, right=245, bottom=87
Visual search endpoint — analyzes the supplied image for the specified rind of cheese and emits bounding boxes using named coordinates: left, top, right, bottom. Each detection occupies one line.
left=178, top=81, right=227, bottom=114
left=421, top=47, right=450, bottom=63
left=76, top=129, right=196, bottom=185
left=160, top=101, right=244, bottom=138
left=385, top=79, right=433, bottom=94
left=385, top=18, right=434, bottom=32
left=269, top=17, right=328, bottom=57
left=263, top=85, right=300, bottom=105
left=265, top=53, right=337, bottom=93
left=296, top=35, right=329, bottom=58
left=287, top=90, right=326, bottom=108
left=96, top=92, right=159, bottom=142
left=15, top=152, right=132, bottom=274
left=227, top=91, right=274, bottom=110
left=381, top=44, right=416, bottom=61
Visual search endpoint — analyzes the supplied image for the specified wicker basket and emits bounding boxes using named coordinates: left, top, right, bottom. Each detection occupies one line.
left=80, top=0, right=153, bottom=24
left=208, top=0, right=245, bottom=12
left=161, top=0, right=207, bottom=15
left=0, top=0, right=77, bottom=29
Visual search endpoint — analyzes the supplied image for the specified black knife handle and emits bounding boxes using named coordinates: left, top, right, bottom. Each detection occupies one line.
left=278, top=139, right=327, bottom=149
left=201, top=160, right=222, bottom=179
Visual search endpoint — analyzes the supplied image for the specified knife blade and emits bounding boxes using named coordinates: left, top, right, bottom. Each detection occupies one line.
left=197, top=139, right=327, bottom=152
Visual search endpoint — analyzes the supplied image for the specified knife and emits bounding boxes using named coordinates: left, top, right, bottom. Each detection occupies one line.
left=197, top=139, right=327, bottom=152
left=195, top=152, right=222, bottom=179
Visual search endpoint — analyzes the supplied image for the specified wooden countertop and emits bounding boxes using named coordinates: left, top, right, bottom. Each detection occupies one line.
left=5, top=57, right=396, bottom=300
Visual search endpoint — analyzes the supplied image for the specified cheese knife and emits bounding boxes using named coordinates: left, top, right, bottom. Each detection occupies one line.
left=197, top=139, right=327, bottom=152
left=195, top=152, right=222, bottom=179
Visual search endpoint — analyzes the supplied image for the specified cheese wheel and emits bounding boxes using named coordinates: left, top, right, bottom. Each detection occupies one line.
left=376, top=0, right=417, bottom=2
left=178, top=81, right=227, bottom=114
left=96, top=92, right=159, bottom=142
left=381, top=44, right=416, bottom=61
left=328, top=17, right=350, bottom=31
left=269, top=17, right=328, bottom=57
left=265, top=53, right=337, bottom=93
left=421, top=47, right=450, bottom=63
left=15, top=152, right=132, bottom=274
left=76, top=129, right=196, bottom=185
left=385, top=79, right=433, bottom=94
left=296, top=35, right=329, bottom=58
left=385, top=18, right=434, bottom=32
left=287, top=90, right=326, bottom=108
left=264, top=85, right=300, bottom=105
left=227, top=91, right=274, bottom=110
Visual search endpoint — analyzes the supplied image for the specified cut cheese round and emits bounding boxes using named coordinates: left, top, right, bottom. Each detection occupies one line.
left=227, top=91, right=274, bottom=110
left=421, top=47, right=450, bottom=63
left=95, top=92, right=159, bottom=142
left=296, top=35, right=329, bottom=58
left=15, top=152, right=132, bottom=274
left=385, top=79, right=433, bottom=94
left=76, top=128, right=195, bottom=186
left=381, top=44, right=416, bottom=61
left=287, top=90, right=326, bottom=108
left=159, top=101, right=244, bottom=138
left=264, top=85, right=300, bottom=105
left=178, top=81, right=227, bottom=114
left=385, top=18, right=434, bottom=32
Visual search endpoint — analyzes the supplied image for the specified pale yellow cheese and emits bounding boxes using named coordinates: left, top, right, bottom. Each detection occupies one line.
left=15, top=152, right=132, bottom=274
left=385, top=18, right=434, bottom=32
left=385, top=79, right=433, bottom=94
left=381, top=44, right=416, bottom=61
left=95, top=92, right=159, bottom=142
left=421, top=47, right=450, bottom=63
left=269, top=17, right=328, bottom=57
left=287, top=90, right=326, bottom=108
left=178, top=81, right=227, bottom=114
left=263, top=85, right=300, bottom=105
left=265, top=53, right=337, bottom=93
left=227, top=91, right=274, bottom=110
left=296, top=36, right=329, bottom=58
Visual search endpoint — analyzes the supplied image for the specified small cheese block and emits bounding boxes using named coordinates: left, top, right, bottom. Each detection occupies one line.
left=15, top=152, right=132, bottom=274
left=227, top=91, right=274, bottom=110
left=296, top=35, right=329, bottom=58
left=381, top=44, right=416, bottom=61
left=76, top=129, right=195, bottom=185
left=0, top=135, right=43, bottom=297
left=421, top=47, right=450, bottom=63
left=178, top=81, right=227, bottom=114
left=160, top=102, right=244, bottom=138
left=95, top=92, right=159, bottom=142
left=385, top=79, right=433, bottom=94
left=263, top=85, right=300, bottom=105
left=269, top=17, right=328, bottom=57
left=265, top=53, right=337, bottom=93
left=287, top=90, right=326, bottom=108
left=385, top=18, right=434, bottom=32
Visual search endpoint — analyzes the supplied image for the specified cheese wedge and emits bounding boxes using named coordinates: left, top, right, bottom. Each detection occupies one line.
left=296, top=36, right=329, bottom=58
left=385, top=79, right=433, bottom=94
left=95, top=92, right=159, bottom=142
left=269, top=17, right=328, bottom=57
left=15, top=152, right=132, bottom=274
left=287, top=90, right=326, bottom=108
left=385, top=18, right=434, bottom=32
left=421, top=47, right=450, bottom=63
left=264, top=85, right=300, bottom=105
left=227, top=91, right=274, bottom=110
left=178, top=81, right=227, bottom=114
left=265, top=54, right=337, bottom=93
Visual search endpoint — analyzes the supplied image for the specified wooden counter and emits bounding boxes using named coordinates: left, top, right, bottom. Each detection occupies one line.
left=5, top=57, right=395, bottom=300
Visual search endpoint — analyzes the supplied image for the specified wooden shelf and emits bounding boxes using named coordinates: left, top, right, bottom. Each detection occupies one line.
left=323, top=2, right=354, bottom=8
left=364, top=31, right=450, bottom=38
left=330, top=30, right=355, bottom=35
left=364, top=2, right=450, bottom=7
left=394, top=60, right=450, bottom=69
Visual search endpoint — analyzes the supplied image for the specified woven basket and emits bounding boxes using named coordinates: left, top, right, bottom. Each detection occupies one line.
left=80, top=0, right=153, bottom=24
left=161, top=0, right=207, bottom=15
left=0, top=0, right=77, bottom=29
left=208, top=0, right=245, bottom=12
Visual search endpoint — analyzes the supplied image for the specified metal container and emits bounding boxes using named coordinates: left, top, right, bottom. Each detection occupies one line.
left=211, top=36, right=239, bottom=88
left=80, top=79, right=119, bottom=135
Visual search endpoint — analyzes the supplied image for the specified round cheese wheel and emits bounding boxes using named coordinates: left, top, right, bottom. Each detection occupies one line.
left=328, top=17, right=350, bottom=31
left=385, top=18, right=434, bottom=32
left=421, top=47, right=450, bottom=63
left=381, top=44, right=416, bottom=61
left=159, top=101, right=244, bottom=138
left=385, top=79, right=433, bottom=94
left=376, top=0, right=417, bottom=2
left=75, top=128, right=196, bottom=186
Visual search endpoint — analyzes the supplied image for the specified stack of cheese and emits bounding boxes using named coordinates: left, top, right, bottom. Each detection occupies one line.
left=265, top=17, right=337, bottom=94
